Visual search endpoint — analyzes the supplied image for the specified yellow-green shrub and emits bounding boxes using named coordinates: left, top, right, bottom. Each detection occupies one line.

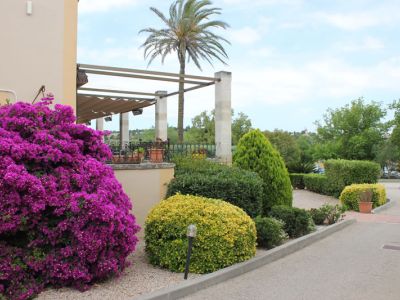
left=339, top=184, right=386, bottom=211
left=145, top=194, right=256, bottom=273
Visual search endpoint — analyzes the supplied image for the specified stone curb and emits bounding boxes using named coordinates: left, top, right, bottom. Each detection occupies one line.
left=135, top=219, right=356, bottom=300
left=372, top=199, right=395, bottom=214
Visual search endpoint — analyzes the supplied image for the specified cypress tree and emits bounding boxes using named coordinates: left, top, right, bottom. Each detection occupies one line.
left=234, top=129, right=293, bottom=214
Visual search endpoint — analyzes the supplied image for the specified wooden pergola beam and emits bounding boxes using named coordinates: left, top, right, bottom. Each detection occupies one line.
left=83, top=69, right=213, bottom=85
left=79, top=63, right=218, bottom=82
left=79, top=87, right=157, bottom=97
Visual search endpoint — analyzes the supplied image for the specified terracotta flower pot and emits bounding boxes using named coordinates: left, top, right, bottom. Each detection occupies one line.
left=149, top=148, right=164, bottom=163
left=359, top=201, right=373, bottom=214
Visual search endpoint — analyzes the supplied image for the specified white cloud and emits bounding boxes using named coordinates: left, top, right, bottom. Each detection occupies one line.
left=314, top=11, right=380, bottom=31
left=229, top=57, right=400, bottom=112
left=249, top=47, right=276, bottom=58
left=229, top=27, right=261, bottom=45
left=314, top=4, right=400, bottom=31
left=337, top=36, right=385, bottom=52
left=78, top=46, right=143, bottom=64
left=79, top=0, right=139, bottom=14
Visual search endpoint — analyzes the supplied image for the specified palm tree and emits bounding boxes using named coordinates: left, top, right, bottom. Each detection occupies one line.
left=140, top=0, right=230, bottom=143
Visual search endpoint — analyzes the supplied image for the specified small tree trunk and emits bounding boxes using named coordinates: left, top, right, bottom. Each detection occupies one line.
left=178, top=59, right=186, bottom=143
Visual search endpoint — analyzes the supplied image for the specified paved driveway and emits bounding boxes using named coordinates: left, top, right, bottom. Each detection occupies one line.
left=293, top=189, right=339, bottom=209
left=182, top=181, right=400, bottom=300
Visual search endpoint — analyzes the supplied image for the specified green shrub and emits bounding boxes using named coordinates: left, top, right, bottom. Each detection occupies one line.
left=303, top=174, right=335, bottom=196
left=166, top=167, right=264, bottom=218
left=254, top=216, right=288, bottom=249
left=269, top=205, right=315, bottom=238
left=325, top=159, right=381, bottom=194
left=309, top=204, right=343, bottom=225
left=290, top=173, right=306, bottom=189
left=339, top=184, right=386, bottom=211
left=145, top=194, right=256, bottom=273
left=172, top=156, right=224, bottom=176
left=234, top=130, right=293, bottom=214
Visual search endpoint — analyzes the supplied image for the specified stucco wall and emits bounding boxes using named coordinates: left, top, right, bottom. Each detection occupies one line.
left=0, top=0, right=77, bottom=111
left=112, top=164, right=175, bottom=238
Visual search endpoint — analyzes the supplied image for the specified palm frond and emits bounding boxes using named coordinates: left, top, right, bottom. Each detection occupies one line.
left=139, top=0, right=230, bottom=69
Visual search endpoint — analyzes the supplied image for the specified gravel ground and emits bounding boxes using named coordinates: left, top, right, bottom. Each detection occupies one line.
left=293, top=189, right=339, bottom=209
left=37, top=242, right=200, bottom=300
left=37, top=190, right=336, bottom=300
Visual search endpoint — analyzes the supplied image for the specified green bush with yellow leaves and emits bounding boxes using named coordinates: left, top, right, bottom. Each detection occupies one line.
left=339, top=184, right=386, bottom=211
left=145, top=194, right=256, bottom=273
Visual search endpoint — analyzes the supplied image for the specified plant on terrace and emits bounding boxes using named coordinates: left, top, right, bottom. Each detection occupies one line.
left=0, top=97, right=140, bottom=300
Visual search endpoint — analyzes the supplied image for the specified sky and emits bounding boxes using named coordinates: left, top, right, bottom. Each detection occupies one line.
left=78, top=0, right=400, bottom=132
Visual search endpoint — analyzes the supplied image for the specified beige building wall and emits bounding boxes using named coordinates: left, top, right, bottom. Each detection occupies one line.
left=113, top=165, right=175, bottom=238
left=0, top=0, right=78, bottom=111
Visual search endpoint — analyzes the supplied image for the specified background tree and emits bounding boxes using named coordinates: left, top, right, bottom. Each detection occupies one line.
left=185, top=110, right=252, bottom=144
left=140, top=0, right=230, bottom=143
left=232, top=112, right=252, bottom=144
left=315, top=98, right=387, bottom=161
left=264, top=130, right=301, bottom=172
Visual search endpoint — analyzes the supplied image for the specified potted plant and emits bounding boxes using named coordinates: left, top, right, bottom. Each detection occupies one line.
left=149, top=138, right=164, bottom=163
left=359, top=189, right=373, bottom=214
left=130, top=147, right=145, bottom=164
left=137, top=147, right=145, bottom=161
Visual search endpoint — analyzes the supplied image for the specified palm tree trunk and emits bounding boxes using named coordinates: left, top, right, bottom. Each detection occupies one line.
left=178, top=59, right=186, bottom=143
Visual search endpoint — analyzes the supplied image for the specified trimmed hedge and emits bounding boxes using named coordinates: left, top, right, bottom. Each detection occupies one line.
left=254, top=216, right=288, bottom=249
left=325, top=159, right=381, bottom=195
left=166, top=166, right=264, bottom=218
left=339, top=184, right=386, bottom=211
left=303, top=174, right=334, bottom=195
left=290, top=173, right=305, bottom=189
left=234, top=130, right=293, bottom=213
left=269, top=205, right=315, bottom=238
left=172, top=156, right=225, bottom=176
left=145, top=194, right=256, bottom=273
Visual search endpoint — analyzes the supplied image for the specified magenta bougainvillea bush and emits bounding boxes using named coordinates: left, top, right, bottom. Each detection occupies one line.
left=0, top=98, right=140, bottom=300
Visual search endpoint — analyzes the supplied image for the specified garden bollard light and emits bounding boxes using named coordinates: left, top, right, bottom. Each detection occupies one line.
left=184, top=224, right=197, bottom=280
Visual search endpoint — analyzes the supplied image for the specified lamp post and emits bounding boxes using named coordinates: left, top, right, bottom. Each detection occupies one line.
left=184, top=224, right=197, bottom=280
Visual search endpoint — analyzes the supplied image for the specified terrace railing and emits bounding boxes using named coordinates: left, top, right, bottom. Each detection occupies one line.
left=106, top=140, right=216, bottom=164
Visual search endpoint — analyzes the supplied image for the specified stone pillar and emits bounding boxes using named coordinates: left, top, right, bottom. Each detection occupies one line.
left=119, top=113, right=130, bottom=148
left=96, top=117, right=104, bottom=141
left=96, top=117, right=104, bottom=131
left=155, top=91, right=168, bottom=141
left=215, top=71, right=232, bottom=165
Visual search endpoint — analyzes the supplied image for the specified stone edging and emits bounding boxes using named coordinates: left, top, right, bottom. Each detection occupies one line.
left=372, top=199, right=395, bottom=214
left=135, top=219, right=356, bottom=300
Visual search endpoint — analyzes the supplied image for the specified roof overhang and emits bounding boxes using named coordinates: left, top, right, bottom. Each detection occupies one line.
left=76, top=93, right=155, bottom=123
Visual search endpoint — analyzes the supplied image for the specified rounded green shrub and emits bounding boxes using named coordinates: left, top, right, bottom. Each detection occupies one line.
left=234, top=129, right=293, bottom=214
left=254, top=216, right=288, bottom=249
left=270, top=205, right=315, bottom=238
left=145, top=194, right=256, bottom=273
left=167, top=167, right=264, bottom=218
left=339, top=184, right=386, bottom=211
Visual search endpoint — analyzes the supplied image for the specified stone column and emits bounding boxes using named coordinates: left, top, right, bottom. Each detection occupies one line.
left=155, top=91, right=168, bottom=141
left=119, top=112, right=130, bottom=148
left=96, top=117, right=104, bottom=141
left=96, top=117, right=104, bottom=131
left=215, top=71, right=232, bottom=165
